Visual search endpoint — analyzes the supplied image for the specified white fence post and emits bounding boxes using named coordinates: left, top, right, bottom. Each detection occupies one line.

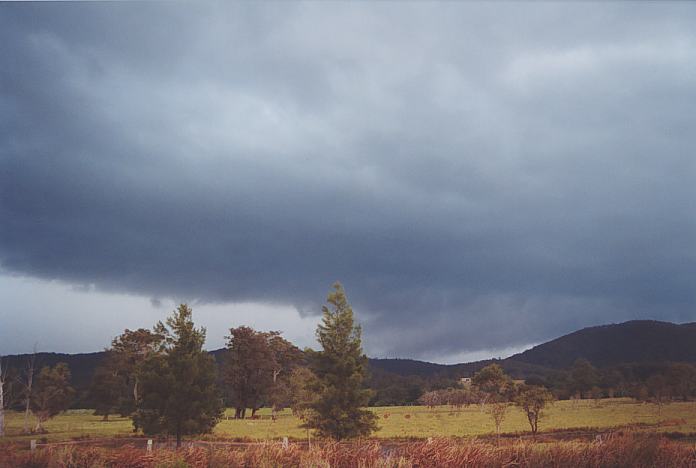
left=147, top=439, right=153, bottom=452
left=282, top=437, right=289, bottom=449
left=30, top=440, right=37, bottom=452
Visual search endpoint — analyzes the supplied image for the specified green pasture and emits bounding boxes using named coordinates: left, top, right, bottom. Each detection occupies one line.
left=2, top=399, right=696, bottom=444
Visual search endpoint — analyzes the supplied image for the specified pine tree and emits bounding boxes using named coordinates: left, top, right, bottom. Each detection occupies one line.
left=133, top=304, right=223, bottom=447
left=305, top=282, right=378, bottom=440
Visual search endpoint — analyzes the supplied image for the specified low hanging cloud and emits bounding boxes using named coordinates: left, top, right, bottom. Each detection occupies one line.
left=2, top=3, right=696, bottom=359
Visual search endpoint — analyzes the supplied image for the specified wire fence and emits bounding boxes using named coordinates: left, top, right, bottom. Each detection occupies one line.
left=25, top=437, right=422, bottom=455
left=28, top=436, right=309, bottom=452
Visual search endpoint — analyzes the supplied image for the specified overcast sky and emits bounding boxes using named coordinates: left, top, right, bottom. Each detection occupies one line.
left=2, top=3, right=696, bottom=363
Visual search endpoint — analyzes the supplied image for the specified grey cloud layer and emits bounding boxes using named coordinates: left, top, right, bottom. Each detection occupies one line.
left=2, top=3, right=696, bottom=357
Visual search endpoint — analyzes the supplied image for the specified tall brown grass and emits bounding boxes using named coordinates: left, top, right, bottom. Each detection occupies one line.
left=1, top=433, right=695, bottom=467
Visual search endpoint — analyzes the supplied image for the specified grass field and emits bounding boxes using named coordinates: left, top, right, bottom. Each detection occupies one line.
left=2, top=398, right=696, bottom=444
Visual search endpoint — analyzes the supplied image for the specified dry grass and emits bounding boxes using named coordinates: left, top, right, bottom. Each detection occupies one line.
left=1, top=433, right=695, bottom=467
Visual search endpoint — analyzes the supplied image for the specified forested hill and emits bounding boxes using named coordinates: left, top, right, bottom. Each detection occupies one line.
left=367, top=358, right=551, bottom=381
left=368, top=320, right=696, bottom=377
left=0, top=351, right=104, bottom=394
left=508, top=320, right=696, bottom=369
left=368, top=358, right=454, bottom=377
left=4, top=320, right=696, bottom=395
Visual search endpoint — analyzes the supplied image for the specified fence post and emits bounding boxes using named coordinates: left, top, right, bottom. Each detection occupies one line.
left=282, top=437, right=289, bottom=449
left=30, top=440, right=37, bottom=452
left=147, top=439, right=153, bottom=453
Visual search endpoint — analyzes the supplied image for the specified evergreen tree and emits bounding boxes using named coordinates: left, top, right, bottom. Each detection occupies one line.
left=224, top=327, right=302, bottom=419
left=224, top=326, right=275, bottom=419
left=30, top=363, right=75, bottom=433
left=133, top=304, right=223, bottom=447
left=110, top=328, right=164, bottom=416
left=570, top=358, right=599, bottom=398
left=88, top=329, right=163, bottom=420
left=288, top=367, right=318, bottom=421
left=305, top=282, right=377, bottom=440
left=88, top=356, right=126, bottom=421
left=268, top=333, right=303, bottom=419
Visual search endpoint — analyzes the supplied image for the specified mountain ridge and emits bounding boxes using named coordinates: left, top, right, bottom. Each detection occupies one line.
left=507, top=319, right=696, bottom=369
left=4, top=319, right=696, bottom=392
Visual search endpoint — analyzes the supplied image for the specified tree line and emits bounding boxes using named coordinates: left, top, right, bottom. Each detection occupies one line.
left=0, top=283, right=375, bottom=445
left=526, top=358, right=696, bottom=406
left=367, top=358, right=696, bottom=408
left=4, top=283, right=696, bottom=441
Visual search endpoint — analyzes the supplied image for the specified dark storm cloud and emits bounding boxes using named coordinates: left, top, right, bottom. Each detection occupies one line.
left=2, top=2, right=696, bottom=358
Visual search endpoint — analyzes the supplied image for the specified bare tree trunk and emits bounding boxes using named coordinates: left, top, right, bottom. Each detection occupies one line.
left=34, top=416, right=43, bottom=433
left=0, top=358, right=5, bottom=437
left=479, top=393, right=489, bottom=412
left=271, top=369, right=281, bottom=420
left=23, top=350, right=36, bottom=434
left=23, top=396, right=31, bottom=434
left=531, top=416, right=538, bottom=438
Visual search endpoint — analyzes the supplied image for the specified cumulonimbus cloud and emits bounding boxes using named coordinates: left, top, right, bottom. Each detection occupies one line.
left=2, top=2, right=696, bottom=358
